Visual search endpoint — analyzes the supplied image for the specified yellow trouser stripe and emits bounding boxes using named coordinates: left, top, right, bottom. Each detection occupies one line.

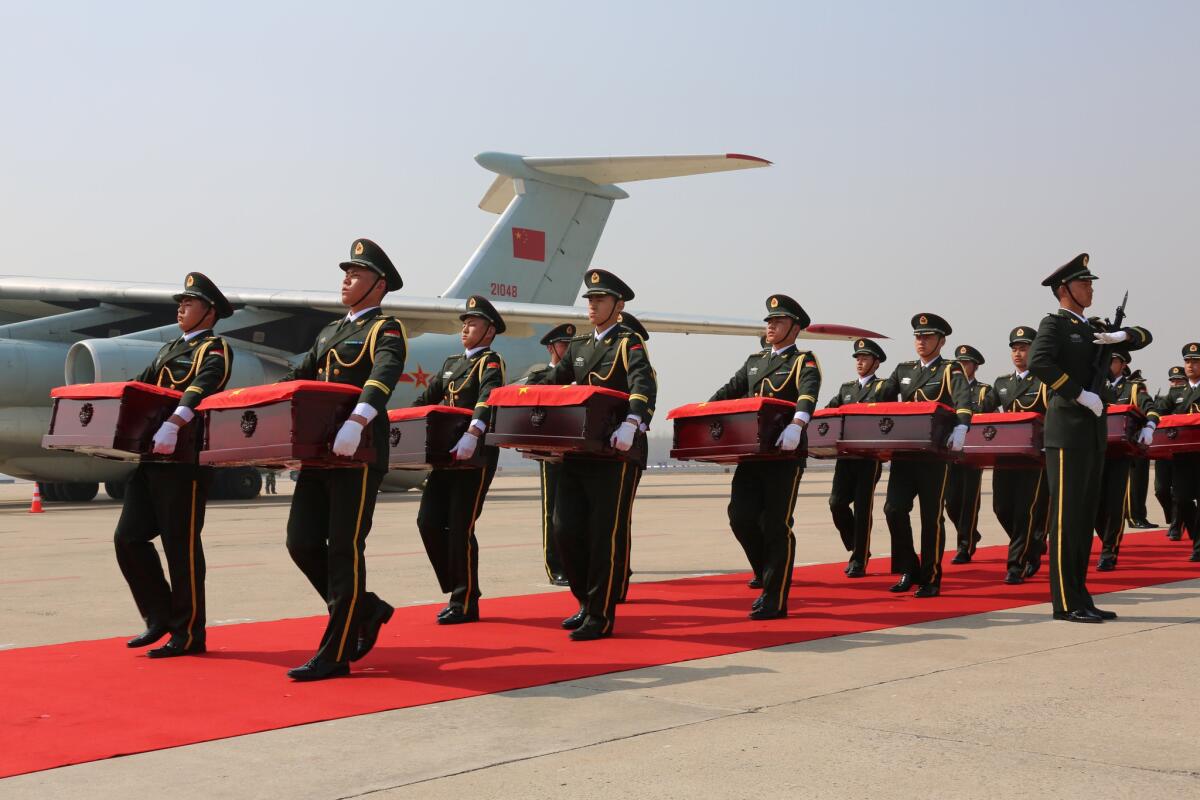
left=335, top=466, right=369, bottom=662
left=1055, top=451, right=1069, bottom=611
left=621, top=472, right=641, bottom=599
left=865, top=461, right=882, bottom=559
left=1016, top=474, right=1042, bottom=563
left=932, top=464, right=949, bottom=585
left=541, top=463, right=553, bottom=581
left=462, top=467, right=488, bottom=613
left=601, top=462, right=629, bottom=633
left=778, top=465, right=802, bottom=608
left=184, top=480, right=199, bottom=649
left=968, top=477, right=982, bottom=554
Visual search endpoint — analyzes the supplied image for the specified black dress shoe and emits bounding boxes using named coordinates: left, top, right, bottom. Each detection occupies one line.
left=1166, top=527, right=1182, bottom=541
left=436, top=604, right=454, bottom=619
left=550, top=575, right=570, bottom=587
left=913, top=584, right=940, bottom=598
left=1052, top=609, right=1103, bottom=623
left=845, top=562, right=866, bottom=579
left=1004, top=568, right=1025, bottom=585
left=561, top=607, right=587, bottom=630
left=1023, top=559, right=1041, bottom=579
left=126, top=625, right=168, bottom=649
left=951, top=549, right=971, bottom=565
left=747, top=576, right=763, bottom=589
left=437, top=606, right=480, bottom=625
left=1131, top=518, right=1156, bottom=529
left=749, top=605, right=787, bottom=620
left=1096, top=556, right=1116, bottom=572
left=287, top=658, right=350, bottom=681
left=1089, top=606, right=1118, bottom=620
left=1189, top=551, right=1200, bottom=562
left=352, top=601, right=394, bottom=662
left=147, top=637, right=206, bottom=658
left=569, top=619, right=611, bottom=641
left=888, top=574, right=914, bottom=593
left=751, top=594, right=766, bottom=611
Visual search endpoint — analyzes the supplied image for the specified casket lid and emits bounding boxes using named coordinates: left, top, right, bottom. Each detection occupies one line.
left=198, top=380, right=360, bottom=411
left=50, top=381, right=183, bottom=400
left=813, top=408, right=841, bottom=418
left=487, top=384, right=629, bottom=408
left=388, top=405, right=473, bottom=422
left=1106, top=403, right=1146, bottom=418
left=838, top=401, right=952, bottom=416
left=1157, top=412, right=1200, bottom=429
left=667, top=397, right=794, bottom=420
left=971, top=411, right=1044, bottom=425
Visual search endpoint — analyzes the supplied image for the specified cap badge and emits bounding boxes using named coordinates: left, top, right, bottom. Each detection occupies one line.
left=354, top=241, right=364, bottom=256
left=1016, top=328, right=1024, bottom=336
left=590, top=272, right=600, bottom=284
left=468, top=297, right=477, bottom=308
left=857, top=340, right=864, bottom=348
left=919, top=315, right=928, bottom=325
left=959, top=346, right=966, bottom=354
left=770, top=297, right=779, bottom=308
left=1192, top=344, right=1198, bottom=353
left=186, top=275, right=195, bottom=287
left=566, top=325, right=574, bottom=334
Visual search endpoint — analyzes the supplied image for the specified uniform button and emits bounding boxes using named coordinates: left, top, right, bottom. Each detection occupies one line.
left=334, top=368, right=341, bottom=375
left=318, top=368, right=324, bottom=374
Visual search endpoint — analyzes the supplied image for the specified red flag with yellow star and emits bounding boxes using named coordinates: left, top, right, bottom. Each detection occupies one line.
left=512, top=227, right=545, bottom=261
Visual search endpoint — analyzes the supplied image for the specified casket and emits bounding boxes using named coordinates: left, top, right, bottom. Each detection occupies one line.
left=1105, top=403, right=1147, bottom=458
left=1148, top=413, right=1200, bottom=460
left=198, top=381, right=374, bottom=468
left=667, top=397, right=800, bottom=463
left=486, top=384, right=640, bottom=462
left=837, top=401, right=956, bottom=460
left=807, top=408, right=843, bottom=459
left=959, top=411, right=1044, bottom=468
left=387, top=405, right=486, bottom=470
left=42, top=382, right=198, bottom=462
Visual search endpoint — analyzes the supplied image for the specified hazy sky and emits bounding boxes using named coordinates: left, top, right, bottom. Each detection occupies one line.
left=2, top=1, right=1197, bottom=415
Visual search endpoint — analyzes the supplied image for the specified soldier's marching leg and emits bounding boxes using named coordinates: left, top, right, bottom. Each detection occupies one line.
left=951, top=465, right=983, bottom=563
left=1001, top=468, right=1045, bottom=583
left=945, top=464, right=966, bottom=560
left=416, top=470, right=455, bottom=596
left=114, top=464, right=171, bottom=647
left=617, top=467, right=643, bottom=603
left=148, top=464, right=209, bottom=652
left=846, top=459, right=881, bottom=576
left=728, top=461, right=768, bottom=587
left=752, top=461, right=803, bottom=619
left=1128, top=458, right=1151, bottom=525
left=1095, top=458, right=1131, bottom=570
left=286, top=468, right=333, bottom=598
left=829, top=459, right=857, bottom=556
left=913, top=461, right=951, bottom=595
left=1174, top=454, right=1200, bottom=560
left=1154, top=460, right=1179, bottom=538
left=565, top=457, right=635, bottom=640
left=552, top=460, right=590, bottom=623
left=540, top=461, right=567, bottom=584
left=883, top=461, right=920, bottom=589
left=442, top=447, right=499, bottom=623
left=1047, top=447, right=1099, bottom=617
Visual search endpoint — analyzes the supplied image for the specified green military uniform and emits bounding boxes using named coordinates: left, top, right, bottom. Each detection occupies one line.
left=283, top=239, right=407, bottom=676
left=1125, top=369, right=1154, bottom=527
left=990, top=326, right=1050, bottom=583
left=530, top=270, right=657, bottom=639
left=115, top=272, right=234, bottom=656
left=825, top=338, right=893, bottom=576
left=413, top=295, right=506, bottom=624
left=1029, top=253, right=1152, bottom=621
left=1153, top=366, right=1189, bottom=539
left=710, top=295, right=821, bottom=618
left=878, top=314, right=974, bottom=596
left=1148, top=347, right=1200, bottom=560
left=946, top=345, right=997, bottom=563
left=614, top=312, right=653, bottom=604
left=1094, top=352, right=1154, bottom=569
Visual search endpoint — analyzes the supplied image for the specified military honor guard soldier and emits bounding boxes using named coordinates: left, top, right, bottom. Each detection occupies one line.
left=946, top=345, right=997, bottom=564
left=281, top=239, right=407, bottom=679
left=1093, top=349, right=1155, bottom=571
left=614, top=312, right=653, bottom=603
left=413, top=296, right=507, bottom=624
left=1154, top=366, right=1189, bottom=540
left=709, top=295, right=821, bottom=618
left=1124, top=368, right=1157, bottom=529
left=877, top=313, right=973, bottom=598
left=1029, top=253, right=1152, bottom=622
left=1148, top=346, right=1200, bottom=561
left=116, top=272, right=233, bottom=657
left=825, top=338, right=893, bottom=578
left=528, top=270, right=657, bottom=640
left=990, top=326, right=1050, bottom=584
left=518, top=323, right=578, bottom=586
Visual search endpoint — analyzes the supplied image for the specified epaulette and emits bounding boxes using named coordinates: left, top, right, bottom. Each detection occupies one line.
left=900, top=360, right=918, bottom=367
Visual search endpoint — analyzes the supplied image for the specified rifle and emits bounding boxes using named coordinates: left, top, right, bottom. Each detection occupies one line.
left=1091, top=290, right=1129, bottom=395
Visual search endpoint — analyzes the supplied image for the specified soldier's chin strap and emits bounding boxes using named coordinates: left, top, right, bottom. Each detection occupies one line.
left=181, top=303, right=216, bottom=335
left=348, top=273, right=383, bottom=310
left=463, top=322, right=495, bottom=351
left=772, top=319, right=800, bottom=350
left=1064, top=281, right=1090, bottom=315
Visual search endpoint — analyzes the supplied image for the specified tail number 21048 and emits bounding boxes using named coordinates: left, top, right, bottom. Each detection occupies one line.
left=490, top=283, right=518, bottom=298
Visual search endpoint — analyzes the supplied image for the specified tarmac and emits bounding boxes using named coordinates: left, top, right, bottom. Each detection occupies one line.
left=1, top=469, right=1197, bottom=799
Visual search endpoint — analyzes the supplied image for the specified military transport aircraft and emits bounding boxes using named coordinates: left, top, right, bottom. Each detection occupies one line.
left=0, top=151, right=881, bottom=501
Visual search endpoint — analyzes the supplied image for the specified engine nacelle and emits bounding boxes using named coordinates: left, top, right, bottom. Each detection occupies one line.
left=66, top=338, right=284, bottom=386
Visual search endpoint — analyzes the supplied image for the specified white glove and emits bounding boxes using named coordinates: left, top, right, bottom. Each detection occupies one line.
left=151, top=420, right=179, bottom=455
left=610, top=420, right=638, bottom=452
left=1076, top=389, right=1104, bottom=417
left=775, top=422, right=804, bottom=452
left=451, top=432, right=479, bottom=460
left=946, top=424, right=968, bottom=452
left=332, top=419, right=363, bottom=457
left=1137, top=426, right=1155, bottom=446
left=1093, top=330, right=1128, bottom=345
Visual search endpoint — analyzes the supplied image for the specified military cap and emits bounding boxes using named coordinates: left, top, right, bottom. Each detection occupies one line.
left=955, top=344, right=985, bottom=365
left=1111, top=348, right=1131, bottom=364
left=459, top=295, right=506, bottom=335
left=1008, top=325, right=1035, bottom=346
left=1169, top=365, right=1186, bottom=380
left=340, top=238, right=402, bottom=292
left=763, top=294, right=811, bottom=328
left=1184, top=342, right=1200, bottom=361
left=852, top=338, right=887, bottom=362
left=1041, top=252, right=1098, bottom=288
left=582, top=269, right=634, bottom=301
left=173, top=272, right=233, bottom=319
left=539, top=323, right=577, bottom=346
left=618, top=312, right=649, bottom=341
left=911, top=312, right=952, bottom=337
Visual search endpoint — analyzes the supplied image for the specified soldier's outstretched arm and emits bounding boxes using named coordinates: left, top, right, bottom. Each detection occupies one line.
left=1123, top=326, right=1153, bottom=352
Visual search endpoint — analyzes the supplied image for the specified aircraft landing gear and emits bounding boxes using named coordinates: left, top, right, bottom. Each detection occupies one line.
left=37, top=481, right=99, bottom=502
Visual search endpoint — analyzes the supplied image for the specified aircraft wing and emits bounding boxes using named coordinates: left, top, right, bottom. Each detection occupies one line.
left=0, top=276, right=885, bottom=341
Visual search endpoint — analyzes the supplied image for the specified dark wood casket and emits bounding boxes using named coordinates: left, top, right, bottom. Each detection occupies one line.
left=959, top=411, right=1045, bottom=468
left=42, top=382, right=198, bottom=462
left=487, top=384, right=640, bottom=462
left=198, top=381, right=374, bottom=468
left=667, top=397, right=800, bottom=463
left=1149, top=413, right=1200, bottom=460
left=387, top=405, right=486, bottom=470
left=837, top=401, right=956, bottom=460
left=1105, top=403, right=1147, bottom=459
left=807, top=408, right=843, bottom=459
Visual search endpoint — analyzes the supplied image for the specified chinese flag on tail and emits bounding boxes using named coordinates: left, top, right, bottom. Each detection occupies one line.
left=512, top=227, right=546, bottom=262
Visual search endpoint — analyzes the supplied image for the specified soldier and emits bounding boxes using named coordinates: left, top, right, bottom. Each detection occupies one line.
left=709, top=295, right=821, bottom=618
left=1094, top=349, right=1155, bottom=570
left=1029, top=253, right=1152, bottom=622
left=877, top=313, right=973, bottom=598
left=116, top=273, right=233, bottom=658
left=413, top=296, right=506, bottom=624
left=825, top=338, right=892, bottom=578
left=613, top=312, right=656, bottom=603
left=528, top=269, right=657, bottom=640
left=1125, top=368, right=1156, bottom=528
left=947, top=345, right=997, bottom=564
left=518, top=323, right=578, bottom=586
left=282, top=239, right=407, bottom=679
left=990, top=326, right=1050, bottom=584
left=1148, top=347, right=1200, bottom=560
left=1154, top=366, right=1188, bottom=540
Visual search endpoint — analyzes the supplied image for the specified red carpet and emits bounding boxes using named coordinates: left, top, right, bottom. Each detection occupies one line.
left=2, top=531, right=1197, bottom=778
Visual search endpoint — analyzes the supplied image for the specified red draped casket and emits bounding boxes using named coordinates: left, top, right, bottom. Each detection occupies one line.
left=836, top=401, right=956, bottom=460
left=1105, top=403, right=1147, bottom=459
left=387, top=405, right=486, bottom=470
left=42, top=382, right=198, bottom=462
left=1148, top=413, right=1200, bottom=460
left=486, top=384, right=639, bottom=462
left=667, top=397, right=801, bottom=463
left=959, top=411, right=1044, bottom=468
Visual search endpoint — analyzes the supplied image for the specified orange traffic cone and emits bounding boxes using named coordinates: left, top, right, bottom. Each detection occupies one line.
left=29, top=485, right=44, bottom=514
